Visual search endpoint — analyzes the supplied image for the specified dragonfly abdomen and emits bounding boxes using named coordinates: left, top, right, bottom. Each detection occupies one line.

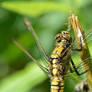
left=49, top=55, right=67, bottom=92
left=51, top=80, right=64, bottom=92
left=49, top=57, right=64, bottom=92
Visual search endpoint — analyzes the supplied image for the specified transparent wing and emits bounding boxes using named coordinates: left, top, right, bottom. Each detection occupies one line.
left=69, top=56, right=92, bottom=76
left=60, top=42, right=90, bottom=76
left=13, top=40, right=49, bottom=73
left=23, top=18, right=49, bottom=65
left=84, top=29, right=92, bottom=44
left=71, top=28, right=92, bottom=47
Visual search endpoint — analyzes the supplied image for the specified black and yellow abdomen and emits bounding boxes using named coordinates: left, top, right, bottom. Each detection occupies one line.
left=49, top=39, right=71, bottom=92
left=51, top=79, right=64, bottom=92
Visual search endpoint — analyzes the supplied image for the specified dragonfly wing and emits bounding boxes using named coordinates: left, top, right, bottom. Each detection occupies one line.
left=13, top=40, right=49, bottom=73
left=23, top=18, right=49, bottom=64
left=72, top=29, right=92, bottom=46
left=84, top=29, right=92, bottom=44
left=69, top=57, right=92, bottom=75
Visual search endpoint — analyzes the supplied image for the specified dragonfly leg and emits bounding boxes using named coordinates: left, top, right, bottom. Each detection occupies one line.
left=70, top=59, right=88, bottom=76
left=69, top=66, right=74, bottom=73
left=70, top=59, right=80, bottom=75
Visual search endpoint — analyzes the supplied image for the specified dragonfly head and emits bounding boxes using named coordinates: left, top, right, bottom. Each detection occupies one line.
left=55, top=31, right=72, bottom=43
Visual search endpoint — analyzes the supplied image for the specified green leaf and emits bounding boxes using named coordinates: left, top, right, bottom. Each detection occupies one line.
left=1, top=2, right=72, bottom=17
left=0, top=32, right=34, bottom=63
left=0, top=62, right=47, bottom=92
left=75, top=0, right=92, bottom=7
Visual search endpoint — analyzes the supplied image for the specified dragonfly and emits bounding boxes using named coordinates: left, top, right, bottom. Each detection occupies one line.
left=13, top=17, right=92, bottom=92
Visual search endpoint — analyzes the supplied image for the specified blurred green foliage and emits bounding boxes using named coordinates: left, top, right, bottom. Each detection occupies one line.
left=0, top=0, right=92, bottom=92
